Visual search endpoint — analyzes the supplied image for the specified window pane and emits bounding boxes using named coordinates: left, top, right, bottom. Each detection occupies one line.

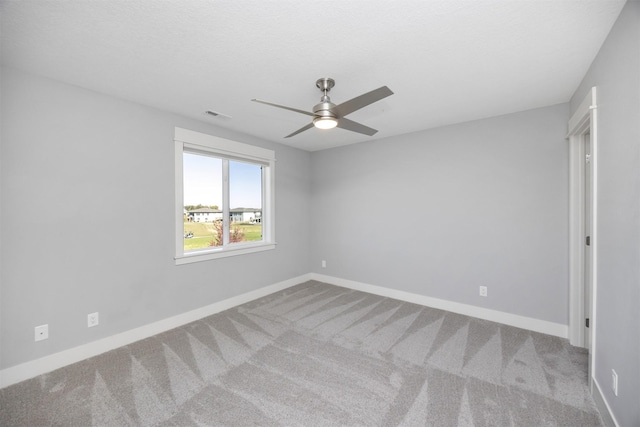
left=229, top=160, right=262, bottom=243
left=183, top=152, right=223, bottom=251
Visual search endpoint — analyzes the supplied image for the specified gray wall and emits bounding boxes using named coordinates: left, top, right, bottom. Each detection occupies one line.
left=310, top=103, right=570, bottom=324
left=570, top=2, right=640, bottom=425
left=0, top=68, right=311, bottom=369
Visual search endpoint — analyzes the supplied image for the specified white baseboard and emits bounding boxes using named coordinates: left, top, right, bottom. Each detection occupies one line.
left=1, top=272, right=568, bottom=389
left=592, top=377, right=619, bottom=427
left=310, top=273, right=568, bottom=338
left=0, top=273, right=310, bottom=389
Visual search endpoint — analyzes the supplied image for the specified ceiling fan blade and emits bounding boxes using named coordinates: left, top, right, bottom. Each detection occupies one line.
left=333, top=86, right=393, bottom=117
left=252, top=99, right=314, bottom=117
left=285, top=122, right=314, bottom=138
left=336, top=117, right=378, bottom=136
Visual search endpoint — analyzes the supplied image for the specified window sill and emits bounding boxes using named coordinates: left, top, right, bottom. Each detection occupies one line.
left=175, top=242, right=276, bottom=265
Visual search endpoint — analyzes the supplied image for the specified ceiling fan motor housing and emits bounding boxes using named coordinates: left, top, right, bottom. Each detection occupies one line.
left=314, top=78, right=338, bottom=119
left=313, top=101, right=337, bottom=118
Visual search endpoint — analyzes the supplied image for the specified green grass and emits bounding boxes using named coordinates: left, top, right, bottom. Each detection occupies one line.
left=184, top=236, right=215, bottom=251
left=184, top=222, right=217, bottom=236
left=183, top=222, right=262, bottom=251
left=241, top=223, right=263, bottom=241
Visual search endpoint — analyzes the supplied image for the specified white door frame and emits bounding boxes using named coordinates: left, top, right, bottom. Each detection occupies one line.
left=567, top=87, right=598, bottom=376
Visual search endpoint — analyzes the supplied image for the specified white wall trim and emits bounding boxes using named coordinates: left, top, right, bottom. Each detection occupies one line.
left=0, top=273, right=310, bottom=389
left=567, top=87, right=596, bottom=137
left=310, top=273, right=568, bottom=338
left=593, top=377, right=619, bottom=427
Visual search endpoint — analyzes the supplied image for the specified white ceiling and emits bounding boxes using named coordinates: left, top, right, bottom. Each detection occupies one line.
left=1, top=1, right=625, bottom=151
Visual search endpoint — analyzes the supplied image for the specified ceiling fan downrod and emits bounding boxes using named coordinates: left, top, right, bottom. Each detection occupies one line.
left=316, top=77, right=335, bottom=102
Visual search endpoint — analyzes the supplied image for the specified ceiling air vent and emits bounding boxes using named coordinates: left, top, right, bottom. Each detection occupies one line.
left=204, top=110, right=231, bottom=119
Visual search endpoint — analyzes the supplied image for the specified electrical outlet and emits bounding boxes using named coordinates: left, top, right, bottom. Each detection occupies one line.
left=321, top=260, right=326, bottom=268
left=88, top=312, right=99, bottom=328
left=35, top=324, right=49, bottom=341
left=479, top=286, right=488, bottom=297
left=612, top=369, right=618, bottom=396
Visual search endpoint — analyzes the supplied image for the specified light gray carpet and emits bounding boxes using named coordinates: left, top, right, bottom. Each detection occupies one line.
left=0, top=280, right=602, bottom=426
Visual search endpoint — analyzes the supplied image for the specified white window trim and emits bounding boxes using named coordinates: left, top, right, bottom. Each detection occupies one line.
left=174, top=127, right=276, bottom=265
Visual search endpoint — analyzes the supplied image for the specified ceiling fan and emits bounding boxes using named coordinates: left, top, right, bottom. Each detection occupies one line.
left=252, top=78, right=393, bottom=138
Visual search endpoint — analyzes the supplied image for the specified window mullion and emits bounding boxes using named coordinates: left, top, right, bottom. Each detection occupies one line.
left=222, top=159, right=230, bottom=246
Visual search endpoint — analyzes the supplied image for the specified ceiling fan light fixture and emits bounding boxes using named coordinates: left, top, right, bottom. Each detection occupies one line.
left=313, top=116, right=338, bottom=130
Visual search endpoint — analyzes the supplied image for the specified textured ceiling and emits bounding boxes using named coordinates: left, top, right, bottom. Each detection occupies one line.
left=0, top=1, right=626, bottom=151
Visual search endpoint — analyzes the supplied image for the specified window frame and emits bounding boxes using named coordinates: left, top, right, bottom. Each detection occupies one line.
left=174, top=128, right=275, bottom=265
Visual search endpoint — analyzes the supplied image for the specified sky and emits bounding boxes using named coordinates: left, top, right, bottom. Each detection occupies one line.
left=183, top=153, right=262, bottom=209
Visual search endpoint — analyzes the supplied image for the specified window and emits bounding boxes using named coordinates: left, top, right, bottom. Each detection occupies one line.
left=175, top=128, right=275, bottom=264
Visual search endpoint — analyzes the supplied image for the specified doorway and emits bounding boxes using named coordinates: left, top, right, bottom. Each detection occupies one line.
left=567, top=87, right=597, bottom=387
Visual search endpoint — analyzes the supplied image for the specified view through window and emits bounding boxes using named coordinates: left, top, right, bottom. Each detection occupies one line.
left=183, top=153, right=263, bottom=252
